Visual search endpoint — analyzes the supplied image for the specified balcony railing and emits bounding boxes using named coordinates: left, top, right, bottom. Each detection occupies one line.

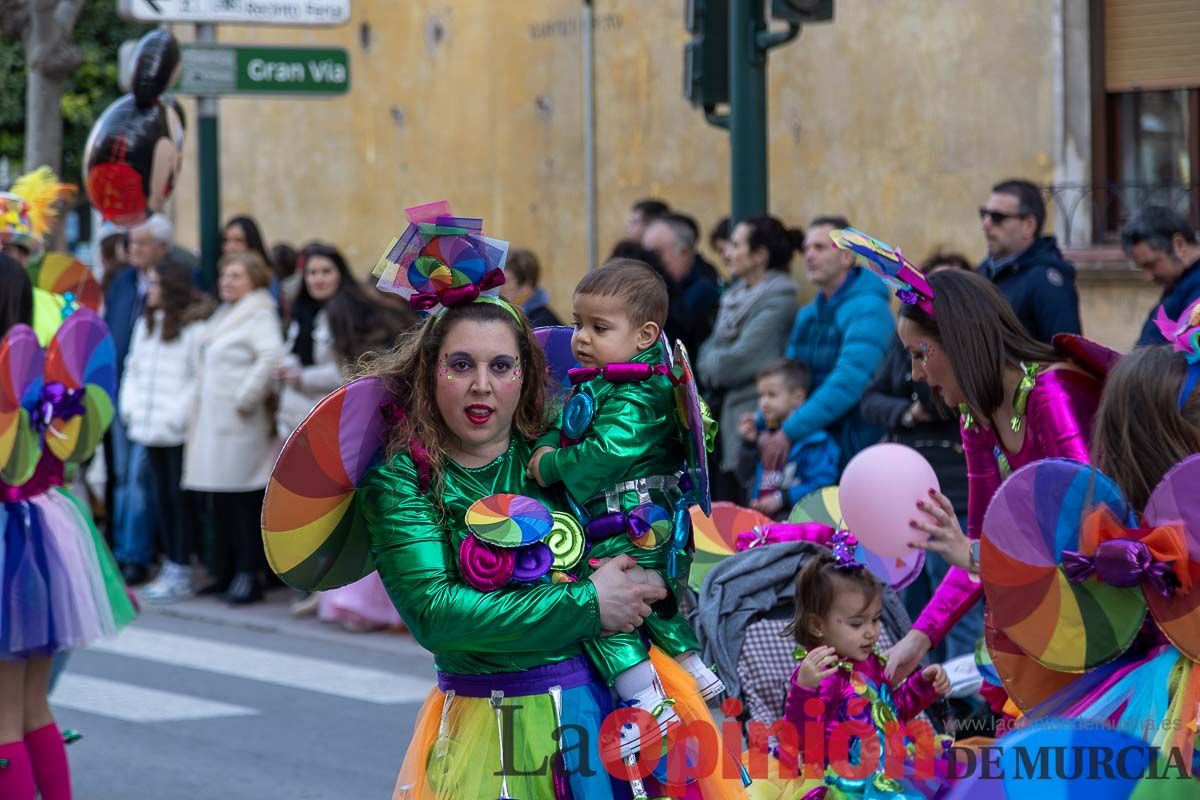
left=1043, top=182, right=1200, bottom=248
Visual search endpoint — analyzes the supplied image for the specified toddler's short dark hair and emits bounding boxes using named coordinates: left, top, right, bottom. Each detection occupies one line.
left=574, top=258, right=668, bottom=329
left=757, top=358, right=812, bottom=394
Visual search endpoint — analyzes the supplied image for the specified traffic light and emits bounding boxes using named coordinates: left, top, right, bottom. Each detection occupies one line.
left=684, top=0, right=729, bottom=108
left=770, top=0, right=834, bottom=24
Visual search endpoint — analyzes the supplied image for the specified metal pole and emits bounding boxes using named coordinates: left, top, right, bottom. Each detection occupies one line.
left=728, top=0, right=768, bottom=224
left=196, top=23, right=221, bottom=292
left=582, top=0, right=598, bottom=270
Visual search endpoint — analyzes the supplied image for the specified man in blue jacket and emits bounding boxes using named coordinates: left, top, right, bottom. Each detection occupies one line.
left=759, top=216, right=893, bottom=473
left=104, top=214, right=172, bottom=585
left=1121, top=205, right=1200, bottom=346
left=977, top=178, right=1082, bottom=343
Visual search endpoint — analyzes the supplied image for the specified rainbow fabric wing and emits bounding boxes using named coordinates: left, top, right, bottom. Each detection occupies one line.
left=0, top=325, right=44, bottom=485
left=30, top=253, right=102, bottom=312
left=373, top=201, right=509, bottom=310
left=789, top=486, right=925, bottom=590
left=982, top=458, right=1144, bottom=673
left=1143, top=454, right=1200, bottom=662
left=671, top=340, right=711, bottom=515
left=533, top=326, right=579, bottom=405
left=262, top=377, right=390, bottom=591
left=39, top=308, right=115, bottom=464
left=688, top=502, right=772, bottom=591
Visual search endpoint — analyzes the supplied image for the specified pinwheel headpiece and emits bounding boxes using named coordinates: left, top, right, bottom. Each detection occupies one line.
left=373, top=201, right=512, bottom=317
left=830, top=227, right=935, bottom=316
left=1155, top=296, right=1200, bottom=410
left=0, top=167, right=75, bottom=254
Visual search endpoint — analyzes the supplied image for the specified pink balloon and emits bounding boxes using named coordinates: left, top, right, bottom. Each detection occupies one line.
left=839, top=443, right=940, bottom=560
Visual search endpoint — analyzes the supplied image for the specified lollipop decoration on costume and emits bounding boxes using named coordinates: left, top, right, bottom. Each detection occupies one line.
left=373, top=200, right=511, bottom=314
left=1156, top=295, right=1200, bottom=410
left=36, top=308, right=115, bottom=465
left=460, top=494, right=564, bottom=590
left=0, top=325, right=44, bottom=485
left=829, top=227, right=935, bottom=316
left=982, top=456, right=1200, bottom=705
left=29, top=253, right=103, bottom=313
left=262, top=377, right=391, bottom=591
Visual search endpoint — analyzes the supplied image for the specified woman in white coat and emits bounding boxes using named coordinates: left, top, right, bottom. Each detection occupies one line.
left=183, top=251, right=283, bottom=605
left=119, top=260, right=214, bottom=603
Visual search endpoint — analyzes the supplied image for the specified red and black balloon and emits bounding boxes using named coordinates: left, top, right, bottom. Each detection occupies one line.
left=84, top=29, right=186, bottom=226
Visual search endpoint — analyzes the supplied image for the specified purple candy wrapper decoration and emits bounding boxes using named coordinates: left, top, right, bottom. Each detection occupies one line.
left=512, top=542, right=554, bottom=583
left=458, top=535, right=515, bottom=592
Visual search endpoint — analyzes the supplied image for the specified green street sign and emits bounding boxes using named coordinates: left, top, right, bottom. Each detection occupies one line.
left=177, top=45, right=350, bottom=96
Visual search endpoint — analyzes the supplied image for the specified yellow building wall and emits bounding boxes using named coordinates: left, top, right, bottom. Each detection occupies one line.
left=171, top=0, right=1062, bottom=326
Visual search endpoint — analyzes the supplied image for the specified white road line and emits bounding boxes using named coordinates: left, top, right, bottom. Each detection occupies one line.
left=51, top=674, right=256, bottom=722
left=90, top=628, right=431, bottom=704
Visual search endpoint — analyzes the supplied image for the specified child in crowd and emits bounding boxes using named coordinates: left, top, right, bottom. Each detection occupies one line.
left=750, top=544, right=950, bottom=798
left=737, top=359, right=840, bottom=518
left=528, top=258, right=722, bottom=757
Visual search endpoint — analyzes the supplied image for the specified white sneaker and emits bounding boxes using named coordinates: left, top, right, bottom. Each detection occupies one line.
left=143, top=562, right=194, bottom=604
left=602, top=686, right=682, bottom=762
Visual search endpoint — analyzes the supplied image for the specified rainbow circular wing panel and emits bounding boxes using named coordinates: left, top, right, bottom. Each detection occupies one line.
left=0, top=325, right=43, bottom=481
left=1144, top=454, right=1200, bottom=662
left=984, top=611, right=1080, bottom=712
left=35, top=253, right=103, bottom=311
left=687, top=502, right=771, bottom=591
left=42, top=308, right=115, bottom=463
left=262, top=377, right=390, bottom=591
left=465, top=494, right=553, bottom=548
left=982, top=458, right=1145, bottom=672
left=533, top=326, right=579, bottom=405
left=788, top=486, right=924, bottom=590
left=671, top=340, right=710, bottom=515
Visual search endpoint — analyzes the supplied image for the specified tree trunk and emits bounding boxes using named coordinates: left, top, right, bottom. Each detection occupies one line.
left=25, top=67, right=65, bottom=173
left=20, top=0, right=86, bottom=173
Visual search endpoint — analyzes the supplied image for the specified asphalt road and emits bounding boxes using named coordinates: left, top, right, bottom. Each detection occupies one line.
left=52, top=592, right=436, bottom=800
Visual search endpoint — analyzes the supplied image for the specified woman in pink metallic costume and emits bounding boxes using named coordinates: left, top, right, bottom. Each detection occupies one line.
left=870, top=268, right=1103, bottom=711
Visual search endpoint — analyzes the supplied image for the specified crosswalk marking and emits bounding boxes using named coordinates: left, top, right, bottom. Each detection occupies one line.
left=90, top=628, right=432, bottom=704
left=51, top=674, right=257, bottom=722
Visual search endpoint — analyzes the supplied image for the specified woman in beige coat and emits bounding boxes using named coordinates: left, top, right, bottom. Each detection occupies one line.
left=183, top=251, right=284, bottom=605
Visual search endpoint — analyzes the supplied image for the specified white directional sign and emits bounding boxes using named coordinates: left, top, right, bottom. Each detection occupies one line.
left=117, top=0, right=351, bottom=26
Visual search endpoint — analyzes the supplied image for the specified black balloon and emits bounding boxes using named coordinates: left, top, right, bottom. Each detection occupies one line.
left=84, top=29, right=185, bottom=226
left=131, top=29, right=181, bottom=109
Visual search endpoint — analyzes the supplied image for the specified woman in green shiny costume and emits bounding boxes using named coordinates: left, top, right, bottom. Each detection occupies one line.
left=360, top=299, right=673, bottom=799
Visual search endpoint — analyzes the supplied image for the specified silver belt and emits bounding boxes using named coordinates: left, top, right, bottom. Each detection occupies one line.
left=594, top=474, right=681, bottom=514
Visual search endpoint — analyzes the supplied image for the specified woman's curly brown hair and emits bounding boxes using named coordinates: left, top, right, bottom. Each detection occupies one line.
left=359, top=300, right=549, bottom=495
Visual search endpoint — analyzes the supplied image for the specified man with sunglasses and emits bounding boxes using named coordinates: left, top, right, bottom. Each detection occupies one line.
left=977, top=178, right=1082, bottom=343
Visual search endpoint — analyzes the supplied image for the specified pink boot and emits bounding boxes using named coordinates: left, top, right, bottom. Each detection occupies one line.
left=0, top=739, right=35, bottom=800
left=25, top=723, right=71, bottom=800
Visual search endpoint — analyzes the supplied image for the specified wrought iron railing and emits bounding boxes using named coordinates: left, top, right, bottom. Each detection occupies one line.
left=1043, top=183, right=1200, bottom=247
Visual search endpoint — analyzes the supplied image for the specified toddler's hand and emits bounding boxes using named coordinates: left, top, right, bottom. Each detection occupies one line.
left=797, top=645, right=840, bottom=690
left=737, top=413, right=758, bottom=442
left=750, top=492, right=784, bottom=516
left=922, top=664, right=951, bottom=696
left=527, top=446, right=554, bottom=486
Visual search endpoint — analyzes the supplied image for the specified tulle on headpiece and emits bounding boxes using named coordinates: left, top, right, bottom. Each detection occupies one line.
left=373, top=200, right=511, bottom=316
left=830, top=227, right=935, bottom=316
left=0, top=167, right=75, bottom=254
left=830, top=529, right=864, bottom=573
left=1156, top=296, right=1200, bottom=410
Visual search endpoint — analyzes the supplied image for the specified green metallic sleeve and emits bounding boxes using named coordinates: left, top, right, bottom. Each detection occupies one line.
left=361, top=457, right=602, bottom=654
left=540, top=382, right=673, bottom=500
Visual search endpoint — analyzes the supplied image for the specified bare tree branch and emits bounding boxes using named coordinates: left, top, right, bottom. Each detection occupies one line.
left=0, top=0, right=30, bottom=43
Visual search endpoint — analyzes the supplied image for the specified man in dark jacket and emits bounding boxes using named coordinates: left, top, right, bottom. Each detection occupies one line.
left=1121, top=205, right=1200, bottom=346
left=642, top=213, right=721, bottom=362
left=977, top=179, right=1082, bottom=342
